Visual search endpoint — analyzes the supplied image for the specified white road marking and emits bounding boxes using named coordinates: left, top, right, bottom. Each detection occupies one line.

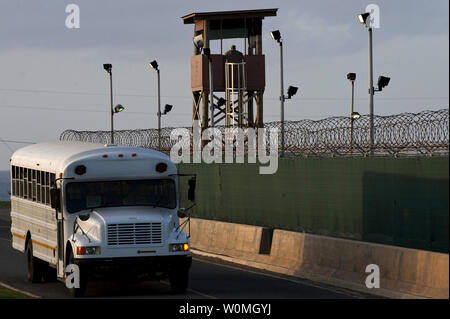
left=160, top=280, right=217, bottom=299
left=0, top=281, right=41, bottom=298
left=186, top=288, right=218, bottom=299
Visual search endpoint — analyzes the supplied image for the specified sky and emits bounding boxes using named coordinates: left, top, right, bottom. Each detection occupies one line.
left=0, top=0, right=448, bottom=170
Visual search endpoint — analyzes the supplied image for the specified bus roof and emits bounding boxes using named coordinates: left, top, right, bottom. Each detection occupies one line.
left=10, top=141, right=171, bottom=173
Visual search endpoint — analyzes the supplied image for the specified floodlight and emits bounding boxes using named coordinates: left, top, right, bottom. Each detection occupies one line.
left=114, top=104, right=124, bottom=113
left=193, top=34, right=204, bottom=49
left=358, top=12, right=371, bottom=25
left=347, top=73, right=356, bottom=81
left=103, top=63, right=112, bottom=73
left=377, top=76, right=390, bottom=91
left=149, top=60, right=158, bottom=70
left=287, top=86, right=298, bottom=99
left=351, top=112, right=361, bottom=120
left=163, top=104, right=173, bottom=115
left=270, top=30, right=281, bottom=43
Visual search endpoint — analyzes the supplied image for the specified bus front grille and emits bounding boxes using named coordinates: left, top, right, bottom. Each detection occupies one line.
left=107, top=223, right=162, bottom=245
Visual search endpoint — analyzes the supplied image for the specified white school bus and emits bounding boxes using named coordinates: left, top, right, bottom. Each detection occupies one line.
left=10, top=141, right=193, bottom=297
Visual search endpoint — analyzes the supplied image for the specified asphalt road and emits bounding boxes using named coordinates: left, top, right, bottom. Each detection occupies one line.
left=0, top=208, right=366, bottom=299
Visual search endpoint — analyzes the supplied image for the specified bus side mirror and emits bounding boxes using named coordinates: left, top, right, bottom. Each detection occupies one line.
left=188, top=177, right=196, bottom=202
left=50, top=188, right=60, bottom=210
left=177, top=208, right=187, bottom=218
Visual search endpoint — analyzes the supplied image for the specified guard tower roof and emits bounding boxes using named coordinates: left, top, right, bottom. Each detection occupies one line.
left=181, top=8, right=278, bottom=24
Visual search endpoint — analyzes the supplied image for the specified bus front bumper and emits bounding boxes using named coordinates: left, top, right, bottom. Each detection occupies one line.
left=73, top=254, right=192, bottom=280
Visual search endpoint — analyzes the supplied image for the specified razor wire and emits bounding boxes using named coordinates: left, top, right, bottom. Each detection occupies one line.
left=60, top=109, right=449, bottom=157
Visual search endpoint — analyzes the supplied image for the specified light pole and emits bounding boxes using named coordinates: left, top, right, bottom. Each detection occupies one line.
left=347, top=73, right=357, bottom=152
left=357, top=13, right=375, bottom=154
left=270, top=30, right=299, bottom=157
left=103, top=63, right=115, bottom=144
left=270, top=30, right=286, bottom=157
left=358, top=12, right=391, bottom=155
left=149, top=60, right=174, bottom=151
left=149, top=60, right=162, bottom=150
left=368, top=25, right=374, bottom=155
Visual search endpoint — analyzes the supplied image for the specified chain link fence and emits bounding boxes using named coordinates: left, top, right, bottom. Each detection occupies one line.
left=60, top=109, right=449, bottom=157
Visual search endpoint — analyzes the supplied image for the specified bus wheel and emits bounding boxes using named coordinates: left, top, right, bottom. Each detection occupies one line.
left=169, top=266, right=189, bottom=294
left=26, top=239, right=43, bottom=283
left=67, top=250, right=87, bottom=298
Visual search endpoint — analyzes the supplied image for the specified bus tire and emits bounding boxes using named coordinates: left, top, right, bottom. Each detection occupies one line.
left=26, top=239, right=43, bottom=283
left=67, top=250, right=87, bottom=298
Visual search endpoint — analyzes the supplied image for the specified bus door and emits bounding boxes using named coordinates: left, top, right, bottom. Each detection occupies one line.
left=51, top=186, right=65, bottom=278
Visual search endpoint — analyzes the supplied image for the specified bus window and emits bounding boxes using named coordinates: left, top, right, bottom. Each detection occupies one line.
left=19, top=167, right=23, bottom=198
left=32, top=170, right=36, bottom=202
left=36, top=170, right=41, bottom=202
left=27, top=169, right=32, bottom=200
left=66, top=179, right=177, bottom=213
left=11, top=166, right=16, bottom=196
left=45, top=172, right=50, bottom=205
left=41, top=171, right=45, bottom=204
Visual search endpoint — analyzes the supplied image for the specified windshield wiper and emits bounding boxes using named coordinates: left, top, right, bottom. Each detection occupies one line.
left=152, top=197, right=164, bottom=208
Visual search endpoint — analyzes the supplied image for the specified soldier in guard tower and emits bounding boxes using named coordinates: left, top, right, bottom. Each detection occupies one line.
left=225, top=45, right=243, bottom=57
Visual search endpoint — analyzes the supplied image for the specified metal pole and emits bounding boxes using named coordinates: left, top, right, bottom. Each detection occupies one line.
left=368, top=27, right=374, bottom=155
left=209, top=59, right=214, bottom=127
left=350, top=80, right=354, bottom=153
left=238, top=63, right=241, bottom=126
left=109, top=70, right=114, bottom=144
left=279, top=41, right=285, bottom=157
left=157, top=69, right=161, bottom=151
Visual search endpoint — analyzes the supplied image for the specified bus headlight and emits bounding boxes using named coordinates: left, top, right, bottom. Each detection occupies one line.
left=169, top=243, right=189, bottom=252
left=76, top=246, right=101, bottom=255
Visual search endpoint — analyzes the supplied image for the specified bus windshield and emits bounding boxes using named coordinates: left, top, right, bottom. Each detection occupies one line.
left=66, top=179, right=176, bottom=213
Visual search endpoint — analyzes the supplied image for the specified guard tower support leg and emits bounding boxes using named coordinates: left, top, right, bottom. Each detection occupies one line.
left=201, top=20, right=210, bottom=146
left=247, top=36, right=254, bottom=127
left=247, top=91, right=254, bottom=127
left=255, top=33, right=264, bottom=128
left=201, top=92, right=208, bottom=134
left=192, top=28, right=201, bottom=126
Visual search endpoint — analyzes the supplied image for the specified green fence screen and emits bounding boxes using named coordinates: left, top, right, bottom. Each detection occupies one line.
left=178, top=157, right=449, bottom=253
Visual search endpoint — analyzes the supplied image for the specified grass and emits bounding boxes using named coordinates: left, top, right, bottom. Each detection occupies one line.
left=0, top=202, right=10, bottom=209
left=0, top=286, right=33, bottom=299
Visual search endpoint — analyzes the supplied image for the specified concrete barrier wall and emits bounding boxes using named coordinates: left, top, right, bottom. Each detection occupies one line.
left=188, top=218, right=263, bottom=257
left=187, top=218, right=449, bottom=299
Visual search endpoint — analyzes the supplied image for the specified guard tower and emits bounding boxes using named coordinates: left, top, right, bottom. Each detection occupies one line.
left=181, top=9, right=278, bottom=131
